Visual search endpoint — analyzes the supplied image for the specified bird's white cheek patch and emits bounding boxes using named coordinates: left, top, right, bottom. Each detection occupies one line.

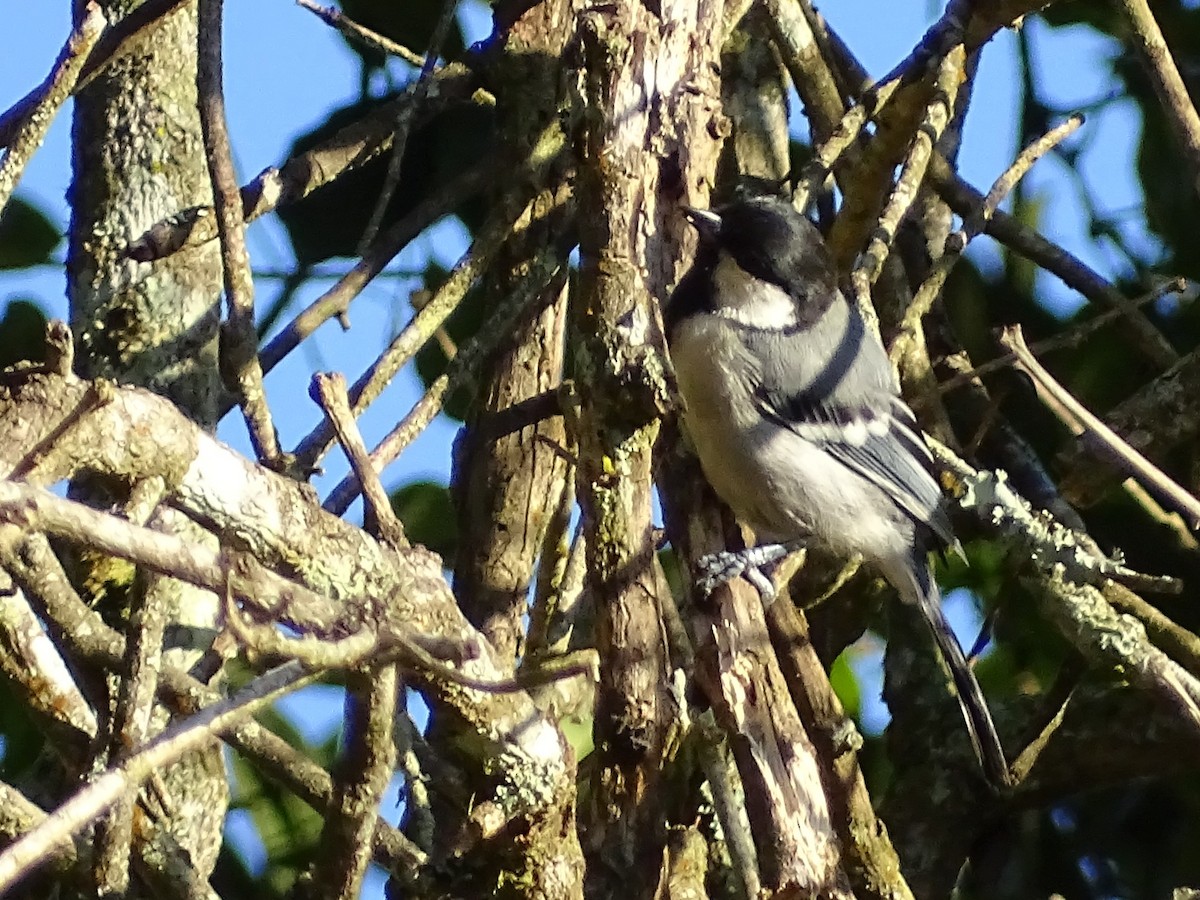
left=711, top=253, right=799, bottom=330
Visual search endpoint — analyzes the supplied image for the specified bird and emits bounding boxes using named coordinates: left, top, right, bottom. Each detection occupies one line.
left=664, top=193, right=1010, bottom=788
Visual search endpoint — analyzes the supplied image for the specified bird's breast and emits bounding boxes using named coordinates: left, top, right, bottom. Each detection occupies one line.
left=670, top=315, right=783, bottom=529
left=668, top=313, right=912, bottom=558
left=670, top=315, right=760, bottom=432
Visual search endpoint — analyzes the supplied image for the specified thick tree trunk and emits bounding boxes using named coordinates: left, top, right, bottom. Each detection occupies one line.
left=67, top=0, right=227, bottom=888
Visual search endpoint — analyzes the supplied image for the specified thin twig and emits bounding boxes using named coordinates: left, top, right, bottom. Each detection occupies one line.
left=1104, top=581, right=1200, bottom=679
left=127, top=67, right=488, bottom=264
left=761, top=0, right=849, bottom=156
left=0, top=531, right=428, bottom=876
left=94, top=529, right=177, bottom=891
left=296, top=0, right=426, bottom=67
left=936, top=277, right=1186, bottom=395
left=394, top=703, right=435, bottom=853
left=1115, top=0, right=1200, bottom=203
left=999, top=325, right=1200, bottom=529
left=926, top=152, right=1178, bottom=369
left=197, top=0, right=279, bottom=464
left=1120, top=477, right=1200, bottom=551
left=935, top=445, right=1200, bottom=740
left=0, top=782, right=78, bottom=875
left=0, top=577, right=97, bottom=741
left=0, top=481, right=581, bottom=695
left=322, top=247, right=567, bottom=516
left=474, top=384, right=575, bottom=443
left=693, top=715, right=761, bottom=898
left=0, top=661, right=315, bottom=895
left=0, top=480, right=339, bottom=627
left=932, top=438, right=1181, bottom=593
left=357, top=0, right=461, bottom=254
left=0, top=4, right=105, bottom=215
left=307, top=665, right=398, bottom=899
left=890, top=114, right=1084, bottom=367
left=311, top=373, right=408, bottom=548
left=292, top=170, right=568, bottom=471
left=223, top=569, right=378, bottom=670
left=787, top=0, right=971, bottom=210
left=0, top=0, right=192, bottom=150
left=852, top=50, right=961, bottom=292
left=248, top=157, right=495, bottom=391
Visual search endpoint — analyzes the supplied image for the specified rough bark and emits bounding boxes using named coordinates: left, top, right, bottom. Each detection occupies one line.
left=66, top=0, right=227, bottom=886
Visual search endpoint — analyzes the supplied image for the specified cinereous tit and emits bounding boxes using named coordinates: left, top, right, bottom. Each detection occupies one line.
left=665, top=194, right=1009, bottom=788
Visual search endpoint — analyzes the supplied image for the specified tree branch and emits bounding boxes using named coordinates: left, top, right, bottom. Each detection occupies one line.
left=0, top=3, right=104, bottom=215
left=0, top=660, right=316, bottom=894
left=1114, top=0, right=1200, bottom=203
left=197, top=0, right=280, bottom=464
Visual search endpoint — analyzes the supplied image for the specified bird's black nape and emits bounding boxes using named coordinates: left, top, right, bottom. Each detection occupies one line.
left=708, top=195, right=838, bottom=300
left=669, top=192, right=842, bottom=331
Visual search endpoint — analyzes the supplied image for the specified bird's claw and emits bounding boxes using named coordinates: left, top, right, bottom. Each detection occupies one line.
left=695, top=550, right=769, bottom=599
left=695, top=543, right=798, bottom=603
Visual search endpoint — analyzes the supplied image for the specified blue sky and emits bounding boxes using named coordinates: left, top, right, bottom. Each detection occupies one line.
left=0, top=3, right=1145, bottom=487
left=0, top=1, right=1152, bottom=889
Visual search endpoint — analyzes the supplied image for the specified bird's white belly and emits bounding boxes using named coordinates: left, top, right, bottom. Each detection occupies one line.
left=671, top=318, right=908, bottom=560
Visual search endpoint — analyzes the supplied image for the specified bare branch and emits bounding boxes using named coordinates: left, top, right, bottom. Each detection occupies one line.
left=323, top=239, right=569, bottom=515
left=852, top=50, right=962, bottom=296
left=250, top=156, right=495, bottom=385
left=357, top=0, right=461, bottom=253
left=0, top=576, right=97, bottom=741
left=925, top=153, right=1179, bottom=369
left=935, top=445, right=1200, bottom=732
left=311, top=372, right=407, bottom=548
left=0, top=529, right=428, bottom=876
left=0, top=368, right=574, bottom=843
left=0, top=783, right=78, bottom=876
left=128, top=66, right=489, bottom=264
left=0, top=661, right=316, bottom=895
left=1114, top=0, right=1200, bottom=203
left=935, top=278, right=1186, bottom=397
left=767, top=598, right=914, bottom=900
left=307, top=666, right=398, bottom=900
left=0, top=4, right=104, bottom=215
left=999, top=325, right=1200, bottom=529
left=293, top=152, right=570, bottom=472
left=296, top=0, right=427, bottom=67
left=890, top=113, right=1084, bottom=367
left=197, top=0, right=279, bottom=464
left=93, top=508, right=178, bottom=893
left=0, top=0, right=194, bottom=149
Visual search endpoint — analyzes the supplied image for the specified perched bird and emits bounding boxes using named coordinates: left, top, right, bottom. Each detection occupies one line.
left=665, top=194, right=1009, bottom=788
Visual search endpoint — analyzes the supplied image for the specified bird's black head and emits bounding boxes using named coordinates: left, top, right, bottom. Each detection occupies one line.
left=683, top=195, right=838, bottom=299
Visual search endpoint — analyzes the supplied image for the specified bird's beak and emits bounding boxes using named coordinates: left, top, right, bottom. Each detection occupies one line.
left=682, top=206, right=722, bottom=239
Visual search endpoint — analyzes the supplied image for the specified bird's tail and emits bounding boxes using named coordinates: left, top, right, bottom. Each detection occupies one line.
left=902, top=559, right=1011, bottom=789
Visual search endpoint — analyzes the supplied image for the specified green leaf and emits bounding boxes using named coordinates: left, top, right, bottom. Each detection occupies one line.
left=559, top=708, right=595, bottom=762
left=226, top=751, right=322, bottom=895
left=391, top=480, right=457, bottom=560
left=0, top=298, right=48, bottom=368
left=828, top=650, right=862, bottom=723
left=0, top=196, right=60, bottom=269
left=279, top=100, right=493, bottom=264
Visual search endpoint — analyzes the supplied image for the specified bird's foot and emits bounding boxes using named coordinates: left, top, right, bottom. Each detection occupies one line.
left=695, top=543, right=799, bottom=603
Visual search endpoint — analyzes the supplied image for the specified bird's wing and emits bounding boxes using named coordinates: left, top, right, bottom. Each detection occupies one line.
left=754, top=384, right=955, bottom=547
